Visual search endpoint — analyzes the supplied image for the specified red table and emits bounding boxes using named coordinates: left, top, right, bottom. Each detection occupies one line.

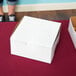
left=0, top=20, right=76, bottom=76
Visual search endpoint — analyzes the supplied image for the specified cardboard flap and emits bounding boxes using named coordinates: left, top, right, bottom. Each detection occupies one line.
left=71, top=16, right=76, bottom=31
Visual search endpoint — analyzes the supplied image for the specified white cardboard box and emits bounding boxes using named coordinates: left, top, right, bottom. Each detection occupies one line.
left=68, top=16, right=76, bottom=49
left=10, top=16, right=61, bottom=64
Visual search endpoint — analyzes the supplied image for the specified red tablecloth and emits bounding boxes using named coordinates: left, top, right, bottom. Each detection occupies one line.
left=0, top=20, right=76, bottom=76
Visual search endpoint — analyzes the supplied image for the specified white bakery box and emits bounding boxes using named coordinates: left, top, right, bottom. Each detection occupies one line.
left=10, top=16, right=61, bottom=64
left=68, top=16, right=76, bottom=48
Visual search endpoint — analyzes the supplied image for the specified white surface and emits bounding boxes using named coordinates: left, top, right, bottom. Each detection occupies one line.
left=10, top=16, right=61, bottom=63
left=68, top=18, right=76, bottom=48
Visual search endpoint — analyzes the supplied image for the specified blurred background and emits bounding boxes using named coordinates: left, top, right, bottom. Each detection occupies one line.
left=3, top=0, right=76, bottom=21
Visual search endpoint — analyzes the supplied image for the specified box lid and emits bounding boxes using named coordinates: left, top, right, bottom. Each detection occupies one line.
left=11, top=16, right=61, bottom=48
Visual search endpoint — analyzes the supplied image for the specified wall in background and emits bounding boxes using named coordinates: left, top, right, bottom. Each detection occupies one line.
left=3, top=0, right=76, bottom=5
left=3, top=0, right=76, bottom=12
left=17, top=0, right=76, bottom=5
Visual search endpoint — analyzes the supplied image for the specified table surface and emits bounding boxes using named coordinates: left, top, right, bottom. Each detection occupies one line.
left=0, top=20, right=76, bottom=76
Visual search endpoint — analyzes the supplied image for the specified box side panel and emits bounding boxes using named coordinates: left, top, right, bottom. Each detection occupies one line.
left=51, top=31, right=60, bottom=63
left=10, top=38, right=52, bottom=64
